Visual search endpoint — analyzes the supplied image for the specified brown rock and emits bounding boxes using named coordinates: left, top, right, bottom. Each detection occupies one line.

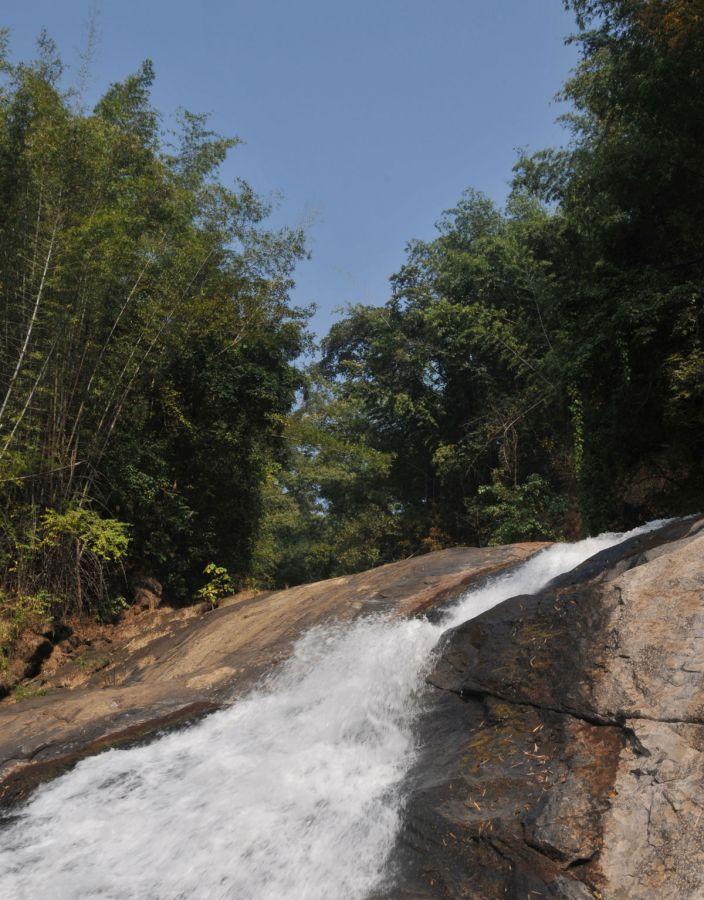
left=4, top=632, right=53, bottom=687
left=393, top=516, right=704, bottom=899
left=0, top=541, right=545, bottom=805
left=133, top=574, right=163, bottom=610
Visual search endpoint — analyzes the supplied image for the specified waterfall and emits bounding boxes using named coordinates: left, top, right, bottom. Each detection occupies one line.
left=0, top=523, right=663, bottom=900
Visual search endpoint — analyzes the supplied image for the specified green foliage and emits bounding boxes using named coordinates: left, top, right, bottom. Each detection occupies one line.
left=11, top=680, right=48, bottom=702
left=196, top=563, right=235, bottom=608
left=307, top=0, right=704, bottom=555
left=467, top=473, right=566, bottom=546
left=31, top=507, right=130, bottom=616
left=251, top=377, right=402, bottom=585
left=39, top=508, right=130, bottom=562
left=318, top=189, right=564, bottom=553
left=0, top=34, right=309, bottom=617
left=97, top=595, right=130, bottom=624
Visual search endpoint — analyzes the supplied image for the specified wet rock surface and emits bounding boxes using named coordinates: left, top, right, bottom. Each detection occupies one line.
left=393, top=516, right=704, bottom=899
left=0, top=541, right=544, bottom=805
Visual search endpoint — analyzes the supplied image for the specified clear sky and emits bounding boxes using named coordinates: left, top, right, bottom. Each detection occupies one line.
left=4, top=1, right=579, bottom=338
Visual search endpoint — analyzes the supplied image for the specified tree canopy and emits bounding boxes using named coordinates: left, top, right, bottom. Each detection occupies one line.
left=0, top=33, right=309, bottom=637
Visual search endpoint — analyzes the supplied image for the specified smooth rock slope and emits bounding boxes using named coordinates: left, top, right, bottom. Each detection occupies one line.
left=0, top=542, right=543, bottom=805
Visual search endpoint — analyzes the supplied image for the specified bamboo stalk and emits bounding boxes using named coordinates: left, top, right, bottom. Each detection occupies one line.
left=0, top=220, right=57, bottom=430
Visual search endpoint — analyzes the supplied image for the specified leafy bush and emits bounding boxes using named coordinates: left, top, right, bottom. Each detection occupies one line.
left=196, top=563, right=235, bottom=608
left=39, top=508, right=131, bottom=562
left=37, top=507, right=130, bottom=615
left=467, top=473, right=566, bottom=546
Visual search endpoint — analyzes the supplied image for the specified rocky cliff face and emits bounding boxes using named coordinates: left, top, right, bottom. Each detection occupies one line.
left=392, top=516, right=704, bottom=898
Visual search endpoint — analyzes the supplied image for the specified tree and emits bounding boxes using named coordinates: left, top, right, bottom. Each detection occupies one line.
left=319, top=191, right=569, bottom=553
left=515, top=0, right=704, bottom=527
left=0, top=34, right=309, bottom=630
left=251, top=375, right=400, bottom=585
left=316, top=0, right=704, bottom=551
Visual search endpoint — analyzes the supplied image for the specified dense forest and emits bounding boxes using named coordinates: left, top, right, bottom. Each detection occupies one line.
left=1, top=0, right=703, bottom=663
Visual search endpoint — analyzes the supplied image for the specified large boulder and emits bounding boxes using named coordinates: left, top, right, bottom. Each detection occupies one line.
left=393, top=516, right=704, bottom=898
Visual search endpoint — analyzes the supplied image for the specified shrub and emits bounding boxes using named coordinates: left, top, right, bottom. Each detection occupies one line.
left=38, top=507, right=130, bottom=616
left=468, top=472, right=566, bottom=546
left=196, top=563, right=235, bottom=608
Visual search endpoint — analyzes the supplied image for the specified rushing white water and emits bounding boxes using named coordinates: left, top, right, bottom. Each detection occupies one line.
left=0, top=522, right=665, bottom=900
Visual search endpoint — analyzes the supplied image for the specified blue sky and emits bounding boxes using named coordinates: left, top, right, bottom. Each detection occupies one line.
left=4, top=1, right=579, bottom=338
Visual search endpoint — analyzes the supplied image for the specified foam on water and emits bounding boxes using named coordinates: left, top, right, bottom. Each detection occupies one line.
left=0, top=521, right=665, bottom=899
